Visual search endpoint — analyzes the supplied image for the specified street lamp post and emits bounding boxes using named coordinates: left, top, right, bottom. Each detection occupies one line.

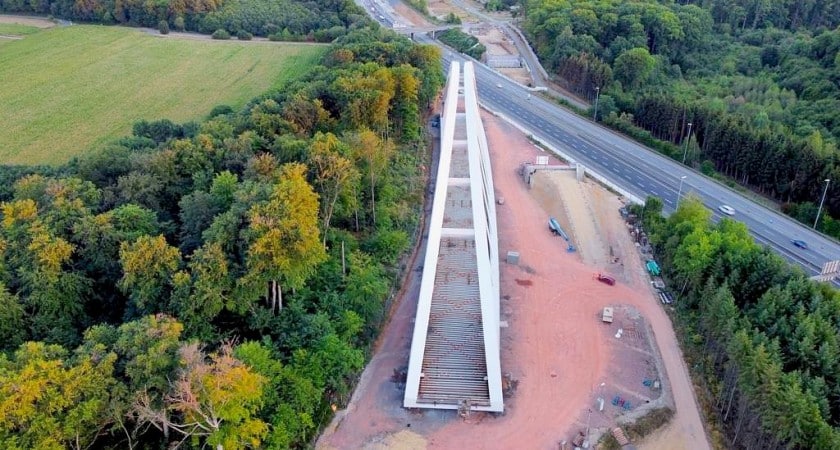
left=677, top=175, right=687, bottom=207
left=682, top=122, right=693, bottom=164
left=815, top=179, right=831, bottom=229
left=593, top=86, right=600, bottom=121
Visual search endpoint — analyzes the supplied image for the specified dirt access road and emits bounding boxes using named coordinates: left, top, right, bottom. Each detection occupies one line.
left=0, top=15, right=55, bottom=28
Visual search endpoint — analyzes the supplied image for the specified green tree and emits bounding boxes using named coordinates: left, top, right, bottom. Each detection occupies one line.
left=0, top=284, right=25, bottom=351
left=343, top=250, right=389, bottom=330
left=613, top=47, right=656, bottom=89
left=170, top=242, right=231, bottom=339
left=234, top=341, right=320, bottom=448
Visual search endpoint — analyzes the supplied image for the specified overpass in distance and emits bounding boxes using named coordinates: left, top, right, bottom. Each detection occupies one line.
left=403, top=61, right=504, bottom=412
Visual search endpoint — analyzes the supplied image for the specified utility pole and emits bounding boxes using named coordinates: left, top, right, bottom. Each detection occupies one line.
left=682, top=122, right=692, bottom=164
left=815, top=179, right=831, bottom=229
left=593, top=86, right=600, bottom=121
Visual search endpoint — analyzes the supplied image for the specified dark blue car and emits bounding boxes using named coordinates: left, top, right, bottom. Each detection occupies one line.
left=791, top=239, right=809, bottom=249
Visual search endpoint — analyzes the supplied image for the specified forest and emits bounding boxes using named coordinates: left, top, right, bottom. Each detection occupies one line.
left=0, top=26, right=444, bottom=449
left=640, top=195, right=840, bottom=449
left=521, top=0, right=840, bottom=237
left=0, top=0, right=368, bottom=40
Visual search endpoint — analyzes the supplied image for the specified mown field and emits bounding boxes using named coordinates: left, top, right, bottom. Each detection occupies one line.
left=0, top=25, right=325, bottom=164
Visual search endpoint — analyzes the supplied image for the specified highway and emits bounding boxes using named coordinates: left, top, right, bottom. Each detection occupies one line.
left=408, top=34, right=840, bottom=276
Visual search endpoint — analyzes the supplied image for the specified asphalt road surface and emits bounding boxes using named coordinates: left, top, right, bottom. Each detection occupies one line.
left=410, top=34, right=840, bottom=277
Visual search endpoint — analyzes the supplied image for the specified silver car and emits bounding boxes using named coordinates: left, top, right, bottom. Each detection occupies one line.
left=718, top=205, right=735, bottom=216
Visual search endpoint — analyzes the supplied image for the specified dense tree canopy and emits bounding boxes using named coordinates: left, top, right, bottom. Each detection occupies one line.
left=641, top=195, right=840, bottom=448
left=0, top=26, right=443, bottom=448
left=0, top=0, right=371, bottom=40
left=522, top=0, right=840, bottom=235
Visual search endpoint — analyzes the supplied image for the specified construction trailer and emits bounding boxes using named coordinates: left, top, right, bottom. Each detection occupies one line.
left=602, top=307, right=614, bottom=323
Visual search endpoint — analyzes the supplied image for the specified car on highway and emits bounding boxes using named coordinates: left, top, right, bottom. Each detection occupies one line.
left=496, top=83, right=502, bottom=88
left=718, top=205, right=735, bottom=216
left=791, top=239, right=809, bottom=249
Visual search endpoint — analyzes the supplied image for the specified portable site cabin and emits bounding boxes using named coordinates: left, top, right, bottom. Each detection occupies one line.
left=602, top=307, right=614, bottom=323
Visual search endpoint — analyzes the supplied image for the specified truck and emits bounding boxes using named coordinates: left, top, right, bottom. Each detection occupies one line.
left=602, top=307, right=614, bottom=323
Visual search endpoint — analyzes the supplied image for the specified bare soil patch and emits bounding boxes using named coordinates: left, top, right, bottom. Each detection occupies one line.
left=531, top=170, right=608, bottom=269
left=468, top=23, right=533, bottom=85
left=391, top=2, right=434, bottom=27
left=427, top=0, right=473, bottom=22
left=0, top=15, right=55, bottom=28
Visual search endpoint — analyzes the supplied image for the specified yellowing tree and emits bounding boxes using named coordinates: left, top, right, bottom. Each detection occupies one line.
left=1, top=198, right=38, bottom=230
left=243, top=163, right=326, bottom=313
left=27, top=226, right=74, bottom=281
left=336, top=66, right=395, bottom=134
left=0, top=342, right=118, bottom=450
left=308, top=132, right=359, bottom=244
left=119, top=235, right=182, bottom=314
left=133, top=343, right=268, bottom=450
left=391, top=64, right=421, bottom=142
left=282, top=94, right=333, bottom=136
left=347, top=129, right=394, bottom=225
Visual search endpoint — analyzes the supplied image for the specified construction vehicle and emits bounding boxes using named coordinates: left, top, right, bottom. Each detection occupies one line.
left=645, top=260, right=660, bottom=276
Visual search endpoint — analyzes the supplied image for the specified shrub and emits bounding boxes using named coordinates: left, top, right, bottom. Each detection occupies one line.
left=444, top=12, right=461, bottom=24
left=211, top=29, right=231, bottom=40
left=174, top=16, right=185, bottom=32
left=236, top=30, right=253, bottom=40
left=623, top=407, right=674, bottom=441
left=700, top=160, right=715, bottom=176
left=208, top=105, right=234, bottom=119
left=438, top=29, right=486, bottom=60
left=365, top=229, right=410, bottom=265
left=158, top=20, right=169, bottom=35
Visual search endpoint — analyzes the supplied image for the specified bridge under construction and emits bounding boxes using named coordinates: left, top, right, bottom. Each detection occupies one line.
left=403, top=61, right=503, bottom=413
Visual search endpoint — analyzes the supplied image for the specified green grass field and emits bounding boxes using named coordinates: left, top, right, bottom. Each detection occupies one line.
left=0, top=25, right=326, bottom=165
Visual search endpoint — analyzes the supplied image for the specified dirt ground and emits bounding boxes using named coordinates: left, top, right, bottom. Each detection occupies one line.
left=317, top=108, right=711, bottom=449
left=531, top=170, right=608, bottom=269
left=468, top=24, right=533, bottom=85
left=0, top=15, right=55, bottom=28
left=427, top=0, right=474, bottom=23
left=404, top=0, right=534, bottom=86
left=392, top=2, right=434, bottom=27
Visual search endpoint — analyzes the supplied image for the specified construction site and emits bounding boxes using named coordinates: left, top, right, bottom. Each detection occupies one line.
left=316, top=49, right=711, bottom=448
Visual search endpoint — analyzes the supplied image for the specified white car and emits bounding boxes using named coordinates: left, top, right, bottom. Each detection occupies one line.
left=718, top=205, right=735, bottom=216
